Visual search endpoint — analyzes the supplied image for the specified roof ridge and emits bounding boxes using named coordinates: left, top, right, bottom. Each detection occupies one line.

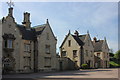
left=72, top=35, right=84, bottom=46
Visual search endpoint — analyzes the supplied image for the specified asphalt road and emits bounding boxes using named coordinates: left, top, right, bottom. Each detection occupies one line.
left=2, top=68, right=119, bottom=80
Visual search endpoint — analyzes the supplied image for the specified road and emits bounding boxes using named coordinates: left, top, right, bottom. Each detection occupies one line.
left=2, top=68, right=119, bottom=80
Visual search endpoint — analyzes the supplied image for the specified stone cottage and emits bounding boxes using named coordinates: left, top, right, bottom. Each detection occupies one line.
left=92, top=37, right=109, bottom=68
left=60, top=30, right=95, bottom=69
left=60, top=30, right=109, bottom=69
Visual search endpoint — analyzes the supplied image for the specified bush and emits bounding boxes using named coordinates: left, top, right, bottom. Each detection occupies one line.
left=81, top=64, right=88, bottom=69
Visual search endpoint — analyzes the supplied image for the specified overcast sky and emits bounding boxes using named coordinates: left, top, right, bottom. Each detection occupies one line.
left=0, top=2, right=118, bottom=53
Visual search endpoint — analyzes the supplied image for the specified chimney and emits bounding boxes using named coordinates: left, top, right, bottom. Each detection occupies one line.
left=93, top=37, right=97, bottom=42
left=8, top=7, right=13, bottom=17
left=74, top=30, right=79, bottom=36
left=22, top=12, right=31, bottom=29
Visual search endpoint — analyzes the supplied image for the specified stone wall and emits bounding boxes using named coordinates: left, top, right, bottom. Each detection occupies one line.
left=60, top=34, right=81, bottom=68
left=0, top=18, right=2, bottom=79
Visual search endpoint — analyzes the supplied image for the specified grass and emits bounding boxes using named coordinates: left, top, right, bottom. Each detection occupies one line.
left=109, top=61, right=120, bottom=67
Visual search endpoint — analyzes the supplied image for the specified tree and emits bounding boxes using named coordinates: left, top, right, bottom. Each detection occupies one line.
left=114, top=50, right=120, bottom=66
left=109, top=53, right=114, bottom=57
left=114, top=50, right=120, bottom=60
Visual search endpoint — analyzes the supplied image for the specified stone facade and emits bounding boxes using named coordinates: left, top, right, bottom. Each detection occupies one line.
left=93, top=37, right=109, bottom=68
left=1, top=7, right=57, bottom=73
left=60, top=30, right=109, bottom=69
left=60, top=30, right=94, bottom=69
left=0, top=15, right=2, bottom=79
left=1, top=7, right=110, bottom=74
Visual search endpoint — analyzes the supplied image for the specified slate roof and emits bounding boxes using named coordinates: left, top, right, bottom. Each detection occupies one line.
left=33, top=24, right=46, bottom=35
left=60, top=33, right=85, bottom=48
left=72, top=35, right=84, bottom=46
left=17, top=24, right=46, bottom=40
left=92, top=40, right=104, bottom=52
left=79, top=35, right=86, bottom=42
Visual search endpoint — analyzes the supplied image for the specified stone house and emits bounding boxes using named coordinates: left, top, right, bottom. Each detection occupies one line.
left=60, top=30, right=110, bottom=69
left=60, top=30, right=95, bottom=69
left=92, top=37, right=109, bottom=68
left=1, top=7, right=57, bottom=73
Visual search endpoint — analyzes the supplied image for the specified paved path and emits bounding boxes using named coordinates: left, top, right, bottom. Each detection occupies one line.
left=2, top=68, right=119, bottom=80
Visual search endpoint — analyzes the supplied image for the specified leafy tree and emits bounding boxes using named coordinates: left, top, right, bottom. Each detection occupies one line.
left=109, top=53, right=114, bottom=57
left=114, top=50, right=120, bottom=60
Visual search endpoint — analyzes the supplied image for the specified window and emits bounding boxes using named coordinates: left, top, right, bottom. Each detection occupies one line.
left=62, top=51, right=66, bottom=56
left=73, top=50, right=77, bottom=58
left=24, top=44, right=31, bottom=52
left=4, top=39, right=13, bottom=49
left=88, top=40, right=90, bottom=46
left=46, top=45, right=50, bottom=54
left=91, top=51, right=93, bottom=57
left=44, top=57, right=51, bottom=67
left=23, top=57, right=31, bottom=69
left=7, top=40, right=13, bottom=48
left=68, top=40, right=71, bottom=47
left=86, top=50, right=88, bottom=56
left=46, top=33, right=49, bottom=40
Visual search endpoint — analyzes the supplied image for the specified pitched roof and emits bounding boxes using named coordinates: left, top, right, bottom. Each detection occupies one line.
left=17, top=24, right=46, bottom=40
left=60, top=33, right=70, bottom=48
left=17, top=24, right=36, bottom=40
left=79, top=35, right=86, bottom=42
left=33, top=24, right=46, bottom=35
left=72, top=35, right=84, bottom=46
left=60, top=33, right=84, bottom=48
left=92, top=40, right=104, bottom=52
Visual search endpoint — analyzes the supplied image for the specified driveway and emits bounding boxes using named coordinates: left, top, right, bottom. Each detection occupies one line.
left=2, top=68, right=119, bottom=80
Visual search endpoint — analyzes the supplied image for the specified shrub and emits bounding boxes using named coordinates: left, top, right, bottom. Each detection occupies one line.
left=81, top=64, right=88, bottom=69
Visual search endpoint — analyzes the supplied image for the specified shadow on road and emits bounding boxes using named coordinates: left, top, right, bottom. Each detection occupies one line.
left=79, top=69, right=112, bottom=73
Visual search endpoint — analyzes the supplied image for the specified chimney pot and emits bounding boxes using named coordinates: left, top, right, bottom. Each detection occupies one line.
left=8, top=7, right=13, bottom=16
left=93, top=37, right=97, bottom=42
left=22, top=12, right=31, bottom=29
left=74, top=30, right=79, bottom=36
